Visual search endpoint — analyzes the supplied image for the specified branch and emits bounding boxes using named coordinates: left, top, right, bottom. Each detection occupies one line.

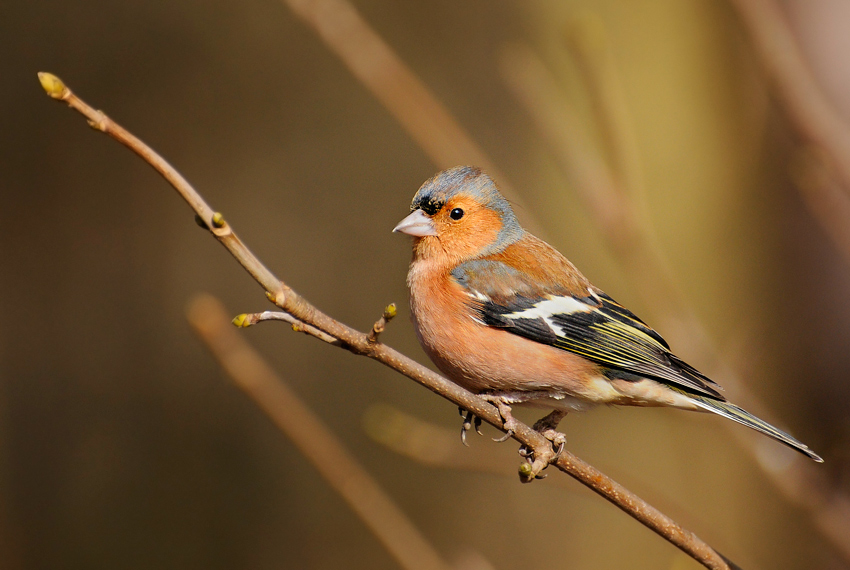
left=365, top=403, right=737, bottom=544
left=38, top=72, right=736, bottom=570
left=367, top=303, right=397, bottom=344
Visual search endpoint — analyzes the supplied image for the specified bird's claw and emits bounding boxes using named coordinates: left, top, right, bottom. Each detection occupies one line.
left=458, top=400, right=566, bottom=481
left=554, top=438, right=565, bottom=458
left=492, top=429, right=514, bottom=443
left=459, top=408, right=483, bottom=446
left=533, top=429, right=566, bottom=459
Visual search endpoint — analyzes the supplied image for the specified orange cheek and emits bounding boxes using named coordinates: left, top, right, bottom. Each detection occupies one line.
left=439, top=208, right=503, bottom=259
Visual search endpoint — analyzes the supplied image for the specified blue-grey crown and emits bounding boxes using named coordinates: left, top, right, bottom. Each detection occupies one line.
left=410, top=166, right=524, bottom=254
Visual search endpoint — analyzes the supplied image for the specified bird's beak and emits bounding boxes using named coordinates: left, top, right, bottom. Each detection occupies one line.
left=393, top=209, right=437, bottom=237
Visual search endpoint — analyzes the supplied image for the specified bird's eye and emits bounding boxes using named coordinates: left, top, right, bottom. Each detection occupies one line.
left=449, top=208, right=464, bottom=220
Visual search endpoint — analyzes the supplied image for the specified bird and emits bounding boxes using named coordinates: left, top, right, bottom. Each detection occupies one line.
left=393, top=165, right=823, bottom=463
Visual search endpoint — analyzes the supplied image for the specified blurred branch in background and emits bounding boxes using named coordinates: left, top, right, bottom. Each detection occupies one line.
left=366, top=404, right=706, bottom=521
left=278, top=0, right=547, bottom=236
left=792, top=148, right=850, bottom=263
left=564, top=14, right=648, bottom=213
left=188, top=294, right=457, bottom=570
left=39, top=73, right=735, bottom=570
left=497, top=37, right=737, bottom=412
left=364, top=403, right=510, bottom=475
left=728, top=0, right=850, bottom=198
left=278, top=0, right=516, bottom=205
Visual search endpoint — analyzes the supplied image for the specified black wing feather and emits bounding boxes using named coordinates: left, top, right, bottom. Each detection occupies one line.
left=471, top=290, right=722, bottom=399
left=453, top=259, right=722, bottom=399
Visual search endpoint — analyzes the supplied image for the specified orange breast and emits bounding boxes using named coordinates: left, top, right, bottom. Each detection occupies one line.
left=407, top=259, right=616, bottom=406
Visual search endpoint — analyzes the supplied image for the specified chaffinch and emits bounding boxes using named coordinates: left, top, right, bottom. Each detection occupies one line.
left=394, top=166, right=822, bottom=462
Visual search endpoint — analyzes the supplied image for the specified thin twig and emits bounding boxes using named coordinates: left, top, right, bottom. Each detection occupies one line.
left=39, top=72, right=735, bottom=570
left=232, top=310, right=341, bottom=345
left=367, top=303, right=397, bottom=344
left=188, top=294, right=454, bottom=570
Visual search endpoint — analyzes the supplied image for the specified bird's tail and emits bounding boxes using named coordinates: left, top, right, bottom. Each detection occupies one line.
left=690, top=395, right=823, bottom=463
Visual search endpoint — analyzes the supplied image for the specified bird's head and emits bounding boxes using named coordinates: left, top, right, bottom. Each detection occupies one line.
left=393, top=166, right=524, bottom=262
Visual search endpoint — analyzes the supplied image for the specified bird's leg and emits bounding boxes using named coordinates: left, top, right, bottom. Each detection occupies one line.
left=458, top=407, right=483, bottom=446
left=479, top=394, right=519, bottom=442
left=524, top=410, right=567, bottom=459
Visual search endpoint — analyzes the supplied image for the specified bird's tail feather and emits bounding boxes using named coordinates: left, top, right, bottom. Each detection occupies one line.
left=690, top=396, right=823, bottom=463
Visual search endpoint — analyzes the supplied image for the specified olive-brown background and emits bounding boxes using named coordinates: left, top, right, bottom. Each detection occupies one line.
left=2, top=1, right=849, bottom=568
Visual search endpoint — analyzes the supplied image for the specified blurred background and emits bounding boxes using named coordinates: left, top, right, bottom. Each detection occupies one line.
left=3, top=0, right=850, bottom=568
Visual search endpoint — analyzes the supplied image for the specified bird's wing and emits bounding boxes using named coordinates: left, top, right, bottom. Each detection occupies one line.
left=451, top=258, right=723, bottom=399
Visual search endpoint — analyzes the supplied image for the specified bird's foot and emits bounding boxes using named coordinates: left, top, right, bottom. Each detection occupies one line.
left=479, top=395, right=519, bottom=442
left=532, top=409, right=567, bottom=458
left=458, top=407, right=483, bottom=446
left=457, top=395, right=518, bottom=446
